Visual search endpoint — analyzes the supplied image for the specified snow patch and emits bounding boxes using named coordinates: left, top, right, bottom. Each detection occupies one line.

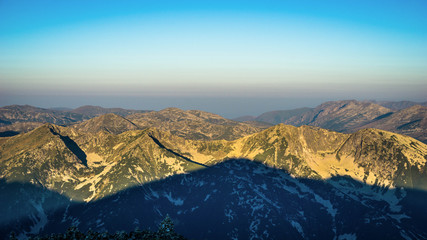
left=27, top=199, right=48, bottom=235
left=224, top=208, right=234, bottom=222
left=314, top=195, right=337, bottom=217
left=163, top=192, right=184, bottom=206
left=291, top=220, right=304, bottom=238
left=204, top=194, right=211, bottom=202
left=389, top=213, right=410, bottom=223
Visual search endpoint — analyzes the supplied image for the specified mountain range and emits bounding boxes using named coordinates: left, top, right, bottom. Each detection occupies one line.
left=234, top=100, right=427, bottom=144
left=0, top=100, right=427, bottom=239
left=0, top=105, right=150, bottom=137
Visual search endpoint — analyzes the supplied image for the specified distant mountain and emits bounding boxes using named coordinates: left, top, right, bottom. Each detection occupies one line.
left=234, top=100, right=427, bottom=143
left=0, top=105, right=152, bottom=137
left=234, top=100, right=389, bottom=129
left=371, top=100, right=427, bottom=110
left=357, top=105, right=427, bottom=143
left=127, top=107, right=264, bottom=140
left=254, top=107, right=313, bottom=125
left=0, top=105, right=85, bottom=126
left=69, top=105, right=150, bottom=118
left=280, top=100, right=391, bottom=132
left=232, top=115, right=256, bottom=122
left=0, top=121, right=43, bottom=137
left=49, top=107, right=73, bottom=111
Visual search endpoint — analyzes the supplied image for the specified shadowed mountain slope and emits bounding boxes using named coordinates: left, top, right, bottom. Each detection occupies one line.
left=1, top=160, right=427, bottom=239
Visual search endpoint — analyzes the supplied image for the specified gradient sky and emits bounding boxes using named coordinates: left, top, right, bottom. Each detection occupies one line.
left=1, top=0, right=426, bottom=117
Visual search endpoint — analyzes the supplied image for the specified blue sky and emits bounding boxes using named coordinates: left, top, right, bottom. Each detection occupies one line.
left=0, top=0, right=426, bottom=117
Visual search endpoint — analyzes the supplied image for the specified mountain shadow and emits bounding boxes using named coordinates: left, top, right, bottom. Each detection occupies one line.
left=0, top=131, right=19, bottom=137
left=0, top=179, right=70, bottom=238
left=148, top=134, right=209, bottom=168
left=49, top=128, right=87, bottom=167
left=2, top=159, right=426, bottom=240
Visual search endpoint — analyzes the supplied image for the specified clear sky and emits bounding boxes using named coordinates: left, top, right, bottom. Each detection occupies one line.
left=1, top=0, right=426, bottom=117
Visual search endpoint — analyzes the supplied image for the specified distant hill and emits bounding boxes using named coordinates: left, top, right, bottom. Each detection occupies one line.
left=232, top=115, right=256, bottom=122
left=357, top=105, right=427, bottom=143
left=69, top=105, right=151, bottom=118
left=49, top=107, right=73, bottom=111
left=0, top=105, right=151, bottom=136
left=255, top=107, right=313, bottom=125
left=283, top=100, right=391, bottom=132
left=370, top=100, right=427, bottom=110
left=234, top=100, right=390, bottom=129
left=127, top=107, right=264, bottom=140
left=0, top=105, right=85, bottom=126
